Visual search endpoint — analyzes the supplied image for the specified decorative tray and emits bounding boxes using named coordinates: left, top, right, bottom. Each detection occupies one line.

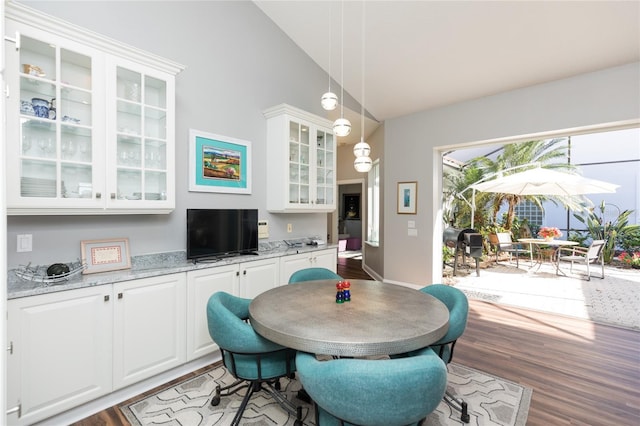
left=15, top=261, right=87, bottom=285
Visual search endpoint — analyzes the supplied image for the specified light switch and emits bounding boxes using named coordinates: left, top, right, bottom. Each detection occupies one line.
left=408, top=220, right=416, bottom=228
left=408, top=229, right=418, bottom=237
left=17, top=234, right=32, bottom=252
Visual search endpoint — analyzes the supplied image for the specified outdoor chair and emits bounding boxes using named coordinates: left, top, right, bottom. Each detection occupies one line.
left=495, top=232, right=529, bottom=267
left=206, top=291, right=303, bottom=426
left=556, top=239, right=605, bottom=281
left=295, top=347, right=447, bottom=426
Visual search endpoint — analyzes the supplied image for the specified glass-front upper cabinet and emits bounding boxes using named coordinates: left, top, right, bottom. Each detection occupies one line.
left=264, top=104, right=336, bottom=213
left=5, top=2, right=184, bottom=215
left=107, top=62, right=173, bottom=209
left=6, top=32, right=102, bottom=212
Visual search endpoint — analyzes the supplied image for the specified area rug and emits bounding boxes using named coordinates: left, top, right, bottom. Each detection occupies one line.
left=121, top=362, right=531, bottom=426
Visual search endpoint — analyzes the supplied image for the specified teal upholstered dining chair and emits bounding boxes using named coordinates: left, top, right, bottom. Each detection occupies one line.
left=288, top=267, right=342, bottom=284
left=206, top=291, right=303, bottom=426
left=420, top=284, right=470, bottom=423
left=295, top=347, right=447, bottom=426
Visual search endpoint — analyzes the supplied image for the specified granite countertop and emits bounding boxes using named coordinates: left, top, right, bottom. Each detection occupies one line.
left=8, top=241, right=338, bottom=300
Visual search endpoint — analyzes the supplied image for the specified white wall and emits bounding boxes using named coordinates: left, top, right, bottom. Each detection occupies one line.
left=7, top=1, right=336, bottom=268
left=384, top=62, right=640, bottom=286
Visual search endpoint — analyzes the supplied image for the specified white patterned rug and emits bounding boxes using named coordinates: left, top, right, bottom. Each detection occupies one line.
left=121, top=362, right=531, bottom=426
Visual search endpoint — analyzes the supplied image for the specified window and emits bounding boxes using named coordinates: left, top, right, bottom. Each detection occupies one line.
left=514, top=200, right=543, bottom=228
left=367, top=159, right=380, bottom=245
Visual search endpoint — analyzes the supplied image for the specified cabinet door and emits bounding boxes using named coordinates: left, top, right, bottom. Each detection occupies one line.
left=313, top=248, right=338, bottom=272
left=112, top=273, right=186, bottom=389
left=5, top=24, right=106, bottom=213
left=105, top=58, right=175, bottom=212
left=186, top=265, right=239, bottom=361
left=240, top=258, right=280, bottom=299
left=288, top=119, right=311, bottom=207
left=279, top=253, right=313, bottom=284
left=314, top=129, right=335, bottom=207
left=7, top=286, right=112, bottom=425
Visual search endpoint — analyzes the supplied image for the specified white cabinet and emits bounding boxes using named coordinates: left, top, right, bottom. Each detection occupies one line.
left=186, top=265, right=240, bottom=361
left=264, top=104, right=336, bottom=212
left=112, top=274, right=186, bottom=389
left=4, top=3, right=183, bottom=215
left=280, top=248, right=338, bottom=283
left=239, top=258, right=280, bottom=299
left=185, top=258, right=279, bottom=361
left=7, top=273, right=185, bottom=424
left=7, top=286, right=113, bottom=425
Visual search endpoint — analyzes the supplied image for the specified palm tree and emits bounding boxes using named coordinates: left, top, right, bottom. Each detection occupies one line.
left=468, top=138, right=574, bottom=230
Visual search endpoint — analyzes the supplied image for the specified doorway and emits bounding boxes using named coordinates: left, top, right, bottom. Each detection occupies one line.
left=333, top=179, right=366, bottom=262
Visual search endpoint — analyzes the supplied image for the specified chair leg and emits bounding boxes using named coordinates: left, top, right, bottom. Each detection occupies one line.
left=211, top=378, right=248, bottom=406
left=263, top=381, right=304, bottom=426
left=443, top=389, right=470, bottom=423
left=231, top=381, right=260, bottom=426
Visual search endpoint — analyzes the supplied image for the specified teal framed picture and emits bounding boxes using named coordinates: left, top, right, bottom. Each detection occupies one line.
left=188, top=129, right=252, bottom=194
left=397, top=181, right=417, bottom=214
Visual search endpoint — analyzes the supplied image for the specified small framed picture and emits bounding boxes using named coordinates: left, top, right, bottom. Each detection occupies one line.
left=397, top=181, right=417, bottom=214
left=189, top=129, right=252, bottom=194
left=81, top=238, right=131, bottom=274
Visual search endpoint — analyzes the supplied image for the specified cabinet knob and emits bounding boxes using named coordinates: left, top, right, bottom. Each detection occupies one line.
left=96, top=192, right=102, bottom=199
left=236, top=271, right=240, bottom=276
left=111, top=193, right=116, bottom=199
left=104, top=295, right=110, bottom=302
left=118, top=292, right=123, bottom=299
left=243, top=270, right=247, bottom=275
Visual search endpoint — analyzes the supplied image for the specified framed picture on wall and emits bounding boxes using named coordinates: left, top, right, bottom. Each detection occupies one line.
left=397, top=181, right=417, bottom=214
left=189, top=129, right=252, bottom=194
left=343, top=193, right=361, bottom=219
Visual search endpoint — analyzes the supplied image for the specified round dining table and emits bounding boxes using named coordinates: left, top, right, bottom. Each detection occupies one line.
left=249, top=279, right=450, bottom=357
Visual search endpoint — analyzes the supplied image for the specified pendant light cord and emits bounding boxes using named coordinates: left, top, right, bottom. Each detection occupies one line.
left=340, top=0, right=345, bottom=118
left=361, top=0, right=365, bottom=139
left=328, top=2, right=332, bottom=91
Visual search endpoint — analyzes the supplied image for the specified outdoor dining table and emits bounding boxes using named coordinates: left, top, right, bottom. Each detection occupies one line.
left=518, top=238, right=579, bottom=268
left=248, top=279, right=450, bottom=357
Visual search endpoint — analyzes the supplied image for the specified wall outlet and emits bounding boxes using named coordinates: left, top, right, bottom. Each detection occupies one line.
left=287, top=223, right=293, bottom=233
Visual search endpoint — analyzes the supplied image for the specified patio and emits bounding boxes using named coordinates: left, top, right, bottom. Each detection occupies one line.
left=444, top=258, right=640, bottom=330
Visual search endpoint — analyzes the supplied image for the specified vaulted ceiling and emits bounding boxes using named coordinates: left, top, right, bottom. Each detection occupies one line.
left=255, top=1, right=640, bottom=145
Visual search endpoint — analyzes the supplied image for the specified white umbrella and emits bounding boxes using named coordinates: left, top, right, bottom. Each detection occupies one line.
left=468, top=167, right=619, bottom=228
left=471, top=167, right=619, bottom=196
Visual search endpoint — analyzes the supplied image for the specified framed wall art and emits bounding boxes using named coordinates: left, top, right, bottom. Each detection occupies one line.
left=397, top=181, right=417, bottom=214
left=189, top=129, right=252, bottom=194
left=81, top=238, right=131, bottom=274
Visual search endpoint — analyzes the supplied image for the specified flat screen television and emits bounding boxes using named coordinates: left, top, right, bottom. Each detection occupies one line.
left=187, top=209, right=258, bottom=261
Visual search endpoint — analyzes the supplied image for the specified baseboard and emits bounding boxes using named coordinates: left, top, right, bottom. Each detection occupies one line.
left=34, top=352, right=221, bottom=426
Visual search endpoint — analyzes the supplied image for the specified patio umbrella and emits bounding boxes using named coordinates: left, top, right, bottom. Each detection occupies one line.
left=469, top=167, right=619, bottom=228
left=471, top=167, right=619, bottom=196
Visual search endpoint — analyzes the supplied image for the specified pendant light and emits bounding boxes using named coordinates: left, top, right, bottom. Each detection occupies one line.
left=353, top=1, right=371, bottom=172
left=321, top=2, right=337, bottom=111
left=333, top=0, right=351, bottom=137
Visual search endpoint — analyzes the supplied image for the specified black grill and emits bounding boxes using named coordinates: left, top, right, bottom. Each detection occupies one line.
left=443, top=227, right=483, bottom=276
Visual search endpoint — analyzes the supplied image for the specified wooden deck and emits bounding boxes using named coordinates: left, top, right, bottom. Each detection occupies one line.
left=72, top=257, right=640, bottom=425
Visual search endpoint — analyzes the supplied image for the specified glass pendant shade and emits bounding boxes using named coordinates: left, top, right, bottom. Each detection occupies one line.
left=353, top=139, right=371, bottom=157
left=354, top=156, right=372, bottom=172
left=333, top=117, right=351, bottom=137
left=321, top=91, right=338, bottom=110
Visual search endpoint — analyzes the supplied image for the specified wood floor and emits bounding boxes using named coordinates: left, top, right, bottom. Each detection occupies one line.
left=72, top=257, right=639, bottom=426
